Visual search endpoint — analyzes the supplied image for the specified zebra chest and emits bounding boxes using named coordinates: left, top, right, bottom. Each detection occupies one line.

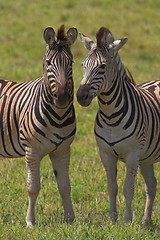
left=95, top=123, right=142, bottom=160
left=19, top=119, right=76, bottom=155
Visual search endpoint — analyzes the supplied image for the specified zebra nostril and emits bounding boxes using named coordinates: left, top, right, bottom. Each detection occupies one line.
left=54, top=93, right=58, bottom=99
left=83, top=94, right=89, bottom=100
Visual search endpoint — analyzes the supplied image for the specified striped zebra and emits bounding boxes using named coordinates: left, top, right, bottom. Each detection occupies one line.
left=0, top=25, right=78, bottom=227
left=77, top=27, right=160, bottom=224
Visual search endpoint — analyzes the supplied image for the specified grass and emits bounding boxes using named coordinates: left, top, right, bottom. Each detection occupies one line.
left=0, top=0, right=160, bottom=239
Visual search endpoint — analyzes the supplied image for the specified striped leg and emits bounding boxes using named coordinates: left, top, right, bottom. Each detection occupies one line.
left=140, top=164, right=157, bottom=225
left=49, top=148, right=75, bottom=224
left=25, top=149, right=41, bottom=227
left=99, top=149, right=118, bottom=223
left=123, top=154, right=138, bottom=222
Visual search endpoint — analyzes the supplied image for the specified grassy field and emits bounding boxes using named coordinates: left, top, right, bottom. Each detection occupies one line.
left=0, top=0, right=160, bottom=239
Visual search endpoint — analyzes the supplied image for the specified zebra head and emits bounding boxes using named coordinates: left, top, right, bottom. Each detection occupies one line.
left=43, top=25, right=78, bottom=108
left=76, top=27, right=128, bottom=106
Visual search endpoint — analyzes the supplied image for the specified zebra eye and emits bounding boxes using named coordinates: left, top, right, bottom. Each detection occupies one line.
left=46, top=60, right=51, bottom=66
left=82, top=62, right=85, bottom=67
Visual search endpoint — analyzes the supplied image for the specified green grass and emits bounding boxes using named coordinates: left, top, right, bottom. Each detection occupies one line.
left=0, top=0, right=160, bottom=239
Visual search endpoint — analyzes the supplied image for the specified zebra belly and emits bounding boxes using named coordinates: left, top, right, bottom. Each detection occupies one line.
left=0, top=116, right=25, bottom=158
left=19, top=124, right=76, bottom=157
left=0, top=138, right=25, bottom=158
left=138, top=141, right=160, bottom=165
left=95, top=135, right=139, bottom=160
left=95, top=129, right=160, bottom=165
left=0, top=128, right=75, bottom=159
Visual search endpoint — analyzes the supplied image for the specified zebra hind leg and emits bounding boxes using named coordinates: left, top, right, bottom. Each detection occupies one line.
left=49, top=148, right=75, bottom=224
left=140, top=164, right=157, bottom=225
left=25, top=151, right=41, bottom=227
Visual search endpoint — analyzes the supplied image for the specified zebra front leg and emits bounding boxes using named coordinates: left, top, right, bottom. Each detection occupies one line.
left=123, top=154, right=139, bottom=222
left=140, top=164, right=157, bottom=225
left=49, top=148, right=75, bottom=224
left=25, top=150, right=41, bottom=227
left=99, top=149, right=118, bottom=223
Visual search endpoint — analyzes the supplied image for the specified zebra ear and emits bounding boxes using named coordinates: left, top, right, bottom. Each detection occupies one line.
left=109, top=37, right=128, bottom=51
left=44, top=27, right=56, bottom=46
left=67, top=27, right=78, bottom=46
left=96, top=27, right=114, bottom=47
left=79, top=33, right=95, bottom=50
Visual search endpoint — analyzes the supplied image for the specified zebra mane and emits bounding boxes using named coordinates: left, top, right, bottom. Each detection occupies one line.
left=57, top=24, right=67, bottom=42
left=126, top=68, right=136, bottom=85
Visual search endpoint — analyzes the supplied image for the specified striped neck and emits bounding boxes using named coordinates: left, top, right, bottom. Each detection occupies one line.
left=98, top=52, right=134, bottom=122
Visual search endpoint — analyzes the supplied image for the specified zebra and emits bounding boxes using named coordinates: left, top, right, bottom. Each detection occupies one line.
left=76, top=27, right=160, bottom=224
left=0, top=25, right=78, bottom=227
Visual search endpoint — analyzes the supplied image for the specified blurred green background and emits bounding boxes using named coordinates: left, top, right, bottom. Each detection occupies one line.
left=0, top=0, right=160, bottom=239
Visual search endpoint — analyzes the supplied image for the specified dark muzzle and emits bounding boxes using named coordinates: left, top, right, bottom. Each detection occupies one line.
left=76, top=84, right=93, bottom=107
left=54, top=82, right=70, bottom=108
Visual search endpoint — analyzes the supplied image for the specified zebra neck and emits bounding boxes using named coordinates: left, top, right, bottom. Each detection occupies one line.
left=98, top=58, right=134, bottom=122
left=98, top=75, right=125, bottom=111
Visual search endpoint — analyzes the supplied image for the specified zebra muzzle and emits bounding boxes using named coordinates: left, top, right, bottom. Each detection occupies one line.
left=76, top=84, right=93, bottom=107
left=54, top=82, right=70, bottom=108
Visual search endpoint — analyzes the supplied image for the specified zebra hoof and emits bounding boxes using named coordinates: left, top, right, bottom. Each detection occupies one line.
left=26, top=221, right=35, bottom=228
left=65, top=213, right=75, bottom=224
left=110, top=212, right=118, bottom=224
left=142, top=217, right=152, bottom=226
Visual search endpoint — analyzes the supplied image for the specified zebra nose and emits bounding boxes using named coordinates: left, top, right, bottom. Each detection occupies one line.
left=76, top=84, right=91, bottom=106
left=54, top=82, right=69, bottom=107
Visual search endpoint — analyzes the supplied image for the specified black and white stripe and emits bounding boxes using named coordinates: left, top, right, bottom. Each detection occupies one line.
left=77, top=27, right=160, bottom=224
left=0, top=25, right=78, bottom=227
